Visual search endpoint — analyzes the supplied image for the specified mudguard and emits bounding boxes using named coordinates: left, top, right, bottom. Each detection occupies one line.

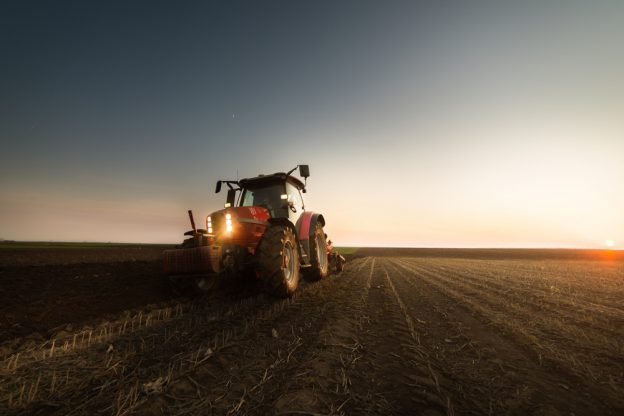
left=296, top=212, right=325, bottom=263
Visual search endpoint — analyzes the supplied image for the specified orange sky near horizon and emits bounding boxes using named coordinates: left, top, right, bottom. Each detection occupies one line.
left=1, top=2, right=623, bottom=248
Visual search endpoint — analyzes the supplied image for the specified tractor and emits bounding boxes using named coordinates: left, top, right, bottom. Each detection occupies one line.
left=163, top=165, right=345, bottom=297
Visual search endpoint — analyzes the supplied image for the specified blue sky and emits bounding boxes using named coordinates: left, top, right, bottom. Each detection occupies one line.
left=1, top=1, right=623, bottom=247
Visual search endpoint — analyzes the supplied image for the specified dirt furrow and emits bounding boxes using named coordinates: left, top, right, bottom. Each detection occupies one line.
left=130, top=258, right=373, bottom=415
left=3, top=253, right=621, bottom=415
left=426, top=258, right=624, bottom=317
left=411, top=258, right=624, bottom=344
left=383, top=259, right=508, bottom=415
left=438, top=258, right=624, bottom=302
left=1, top=259, right=365, bottom=415
left=0, top=259, right=172, bottom=343
left=389, top=258, right=623, bottom=414
left=380, top=262, right=454, bottom=414
left=385, top=259, right=590, bottom=415
left=396, top=257, right=624, bottom=380
left=245, top=257, right=376, bottom=415
left=1, top=300, right=190, bottom=371
left=2, top=289, right=273, bottom=414
left=477, top=259, right=624, bottom=282
left=336, top=259, right=448, bottom=415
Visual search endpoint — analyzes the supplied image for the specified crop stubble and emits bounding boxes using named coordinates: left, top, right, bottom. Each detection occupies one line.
left=0, top=252, right=622, bottom=415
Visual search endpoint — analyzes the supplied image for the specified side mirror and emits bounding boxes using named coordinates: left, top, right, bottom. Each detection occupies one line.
left=299, top=165, right=310, bottom=178
left=226, top=189, right=236, bottom=206
left=215, top=181, right=222, bottom=193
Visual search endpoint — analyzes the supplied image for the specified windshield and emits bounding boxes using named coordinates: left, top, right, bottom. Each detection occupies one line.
left=240, top=182, right=288, bottom=217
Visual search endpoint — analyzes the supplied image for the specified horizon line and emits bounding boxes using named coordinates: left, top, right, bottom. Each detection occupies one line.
left=1, top=240, right=621, bottom=251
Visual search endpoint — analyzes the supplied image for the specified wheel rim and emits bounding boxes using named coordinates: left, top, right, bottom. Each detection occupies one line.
left=316, top=234, right=327, bottom=272
left=283, top=241, right=295, bottom=281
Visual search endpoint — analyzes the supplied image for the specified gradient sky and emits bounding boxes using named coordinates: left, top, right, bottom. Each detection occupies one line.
left=1, top=1, right=623, bottom=248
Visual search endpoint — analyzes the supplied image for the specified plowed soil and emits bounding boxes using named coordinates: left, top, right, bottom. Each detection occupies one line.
left=0, top=246, right=172, bottom=343
left=1, top=248, right=623, bottom=415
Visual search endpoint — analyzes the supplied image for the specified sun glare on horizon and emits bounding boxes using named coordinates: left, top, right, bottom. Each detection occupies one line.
left=605, top=240, right=615, bottom=248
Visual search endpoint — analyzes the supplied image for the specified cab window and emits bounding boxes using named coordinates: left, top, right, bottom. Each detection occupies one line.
left=286, top=182, right=304, bottom=212
left=240, top=182, right=288, bottom=217
left=240, top=183, right=282, bottom=207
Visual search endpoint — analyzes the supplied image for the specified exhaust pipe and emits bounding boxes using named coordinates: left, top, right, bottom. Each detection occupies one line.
left=188, top=210, right=197, bottom=234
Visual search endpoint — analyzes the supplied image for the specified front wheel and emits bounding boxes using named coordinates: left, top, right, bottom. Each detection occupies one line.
left=257, top=225, right=300, bottom=298
left=305, top=223, right=329, bottom=281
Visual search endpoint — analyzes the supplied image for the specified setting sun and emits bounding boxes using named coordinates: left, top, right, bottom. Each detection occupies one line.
left=605, top=240, right=615, bottom=248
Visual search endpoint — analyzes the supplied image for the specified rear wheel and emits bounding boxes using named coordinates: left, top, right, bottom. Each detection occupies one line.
left=305, top=223, right=329, bottom=281
left=335, top=254, right=344, bottom=273
left=257, top=225, right=300, bottom=297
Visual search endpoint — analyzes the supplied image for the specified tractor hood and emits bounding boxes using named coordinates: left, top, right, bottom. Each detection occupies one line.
left=207, top=206, right=271, bottom=238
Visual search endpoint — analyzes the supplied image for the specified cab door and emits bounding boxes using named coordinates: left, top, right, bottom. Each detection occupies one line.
left=285, top=182, right=305, bottom=225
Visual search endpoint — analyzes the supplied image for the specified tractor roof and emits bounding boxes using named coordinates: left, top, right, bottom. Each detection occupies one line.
left=239, top=172, right=305, bottom=190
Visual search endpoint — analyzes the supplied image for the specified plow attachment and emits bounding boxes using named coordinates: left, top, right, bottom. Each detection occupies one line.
left=163, top=246, right=222, bottom=276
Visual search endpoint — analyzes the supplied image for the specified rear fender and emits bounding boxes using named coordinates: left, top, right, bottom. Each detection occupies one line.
left=295, top=212, right=325, bottom=264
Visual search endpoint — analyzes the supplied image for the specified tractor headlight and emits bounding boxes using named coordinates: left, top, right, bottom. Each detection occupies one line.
left=207, top=216, right=213, bottom=234
left=225, top=213, right=233, bottom=232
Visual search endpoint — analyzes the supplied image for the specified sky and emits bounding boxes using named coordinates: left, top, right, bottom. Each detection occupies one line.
left=1, top=1, right=623, bottom=248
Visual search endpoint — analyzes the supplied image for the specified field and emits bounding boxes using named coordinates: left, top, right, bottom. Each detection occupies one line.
left=0, top=246, right=623, bottom=415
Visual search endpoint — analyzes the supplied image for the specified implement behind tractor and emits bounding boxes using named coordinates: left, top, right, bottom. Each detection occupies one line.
left=163, top=165, right=345, bottom=297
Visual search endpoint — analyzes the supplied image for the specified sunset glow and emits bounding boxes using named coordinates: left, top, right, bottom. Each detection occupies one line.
left=1, top=2, right=623, bottom=248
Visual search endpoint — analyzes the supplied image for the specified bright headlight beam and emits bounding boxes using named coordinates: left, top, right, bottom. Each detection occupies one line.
left=225, top=212, right=233, bottom=232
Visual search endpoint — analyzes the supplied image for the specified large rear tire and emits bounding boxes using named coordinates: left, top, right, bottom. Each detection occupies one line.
left=257, top=225, right=300, bottom=298
left=305, top=222, right=329, bottom=281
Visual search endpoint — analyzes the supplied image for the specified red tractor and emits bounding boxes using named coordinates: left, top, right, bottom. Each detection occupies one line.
left=163, top=165, right=345, bottom=297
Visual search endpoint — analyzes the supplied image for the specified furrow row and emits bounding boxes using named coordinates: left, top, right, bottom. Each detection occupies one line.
left=2, top=258, right=368, bottom=414
left=411, top=258, right=624, bottom=341
left=390, top=258, right=624, bottom=410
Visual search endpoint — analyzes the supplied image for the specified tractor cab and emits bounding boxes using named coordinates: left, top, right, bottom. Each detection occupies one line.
left=217, top=165, right=309, bottom=224
left=238, top=174, right=306, bottom=223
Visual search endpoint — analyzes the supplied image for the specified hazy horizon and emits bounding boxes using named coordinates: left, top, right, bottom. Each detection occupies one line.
left=2, top=1, right=623, bottom=249
left=2, top=239, right=622, bottom=251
